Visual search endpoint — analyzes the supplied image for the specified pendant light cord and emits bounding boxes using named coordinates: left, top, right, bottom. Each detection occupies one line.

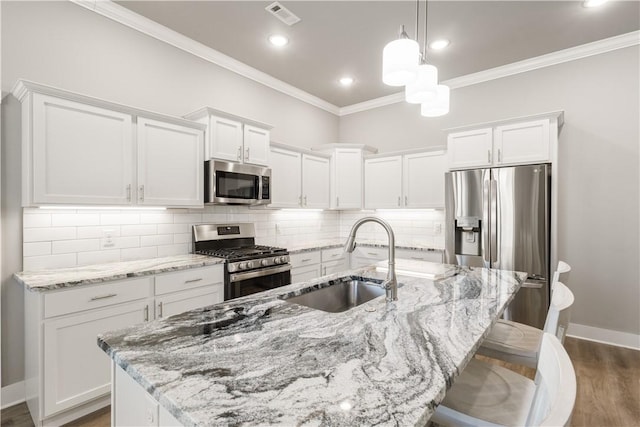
left=423, top=0, right=429, bottom=61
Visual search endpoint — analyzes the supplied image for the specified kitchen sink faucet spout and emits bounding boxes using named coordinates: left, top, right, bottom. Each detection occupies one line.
left=344, top=217, right=398, bottom=301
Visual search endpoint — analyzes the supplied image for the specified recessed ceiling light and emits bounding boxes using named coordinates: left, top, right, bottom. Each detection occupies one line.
left=583, top=0, right=608, bottom=7
left=268, top=34, right=289, bottom=47
left=339, top=77, right=354, bottom=86
left=429, top=39, right=450, bottom=50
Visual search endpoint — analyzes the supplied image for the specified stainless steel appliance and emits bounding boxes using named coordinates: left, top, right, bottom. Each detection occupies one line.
left=204, top=160, right=271, bottom=205
left=193, top=223, right=290, bottom=300
left=444, top=164, right=550, bottom=328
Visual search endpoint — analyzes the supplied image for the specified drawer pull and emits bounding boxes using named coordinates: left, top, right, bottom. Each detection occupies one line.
left=331, top=253, right=339, bottom=258
left=89, top=293, right=117, bottom=301
left=144, top=305, right=149, bottom=321
left=301, top=258, right=313, bottom=262
left=367, top=252, right=378, bottom=256
left=184, top=278, right=203, bottom=284
left=158, top=301, right=164, bottom=317
left=411, top=256, right=424, bottom=260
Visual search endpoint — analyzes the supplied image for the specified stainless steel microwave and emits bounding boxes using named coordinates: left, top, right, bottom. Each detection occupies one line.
left=204, top=160, right=271, bottom=205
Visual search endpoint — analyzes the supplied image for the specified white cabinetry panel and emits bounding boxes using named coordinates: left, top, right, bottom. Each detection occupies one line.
left=31, top=93, right=133, bottom=205
left=209, top=116, right=243, bottom=163
left=114, top=364, right=159, bottom=427
left=270, top=147, right=302, bottom=208
left=137, top=118, right=204, bottom=207
left=447, top=128, right=493, bottom=170
left=155, top=285, right=223, bottom=319
left=364, top=156, right=402, bottom=209
left=494, top=119, right=550, bottom=165
left=302, top=154, right=330, bottom=208
left=334, top=149, right=363, bottom=209
left=243, top=125, right=270, bottom=166
left=403, top=152, right=446, bottom=208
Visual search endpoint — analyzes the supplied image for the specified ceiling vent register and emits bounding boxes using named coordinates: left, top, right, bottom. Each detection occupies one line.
left=265, top=2, right=301, bottom=26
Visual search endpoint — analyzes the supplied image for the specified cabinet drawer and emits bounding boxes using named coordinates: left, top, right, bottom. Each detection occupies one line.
left=321, top=259, right=348, bottom=276
left=290, top=251, right=321, bottom=269
left=155, top=265, right=224, bottom=295
left=44, top=277, right=152, bottom=318
left=396, top=249, right=443, bottom=263
left=291, top=265, right=322, bottom=284
left=353, top=246, right=388, bottom=260
left=321, top=247, right=346, bottom=262
left=156, top=285, right=223, bottom=319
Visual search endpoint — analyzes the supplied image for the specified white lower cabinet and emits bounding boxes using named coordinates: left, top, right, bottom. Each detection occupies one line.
left=350, top=246, right=388, bottom=269
left=114, top=363, right=183, bottom=426
left=290, top=248, right=350, bottom=283
left=396, top=248, right=443, bottom=263
left=24, top=264, right=224, bottom=426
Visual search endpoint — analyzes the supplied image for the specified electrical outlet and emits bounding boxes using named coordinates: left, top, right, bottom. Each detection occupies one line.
left=102, top=229, right=116, bottom=248
left=434, top=223, right=442, bottom=234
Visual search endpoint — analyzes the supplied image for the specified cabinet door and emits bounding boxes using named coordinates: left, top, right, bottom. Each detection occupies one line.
left=269, top=148, right=302, bottom=208
left=114, top=363, right=159, bottom=427
left=494, top=119, right=550, bottom=165
left=209, top=116, right=243, bottom=162
left=333, top=149, right=363, bottom=209
left=302, top=154, right=330, bottom=209
left=403, top=152, right=447, bottom=208
left=137, top=118, right=204, bottom=207
left=31, top=93, right=133, bottom=205
left=243, top=125, right=270, bottom=166
left=291, top=265, right=322, bottom=284
left=43, top=300, right=150, bottom=417
left=321, top=259, right=348, bottom=276
left=364, top=156, right=402, bottom=209
left=447, top=128, right=493, bottom=170
left=155, top=285, right=223, bottom=319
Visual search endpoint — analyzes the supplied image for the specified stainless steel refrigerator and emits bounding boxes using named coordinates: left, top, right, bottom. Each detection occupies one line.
left=444, top=164, right=550, bottom=328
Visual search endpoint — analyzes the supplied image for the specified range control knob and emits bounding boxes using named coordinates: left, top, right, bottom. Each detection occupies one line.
left=238, top=262, right=247, bottom=270
left=228, top=264, right=237, bottom=273
left=279, top=256, right=288, bottom=264
left=261, top=259, right=270, bottom=267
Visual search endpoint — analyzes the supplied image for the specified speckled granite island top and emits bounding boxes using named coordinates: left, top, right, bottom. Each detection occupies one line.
left=99, top=263, right=526, bottom=427
left=287, top=239, right=443, bottom=254
left=14, top=254, right=225, bottom=292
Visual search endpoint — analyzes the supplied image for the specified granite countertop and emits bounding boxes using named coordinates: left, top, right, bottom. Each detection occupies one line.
left=99, top=263, right=526, bottom=427
left=14, top=254, right=225, bottom=293
left=287, top=239, right=443, bottom=254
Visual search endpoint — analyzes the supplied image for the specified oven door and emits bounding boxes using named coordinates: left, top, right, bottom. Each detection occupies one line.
left=226, top=264, right=291, bottom=300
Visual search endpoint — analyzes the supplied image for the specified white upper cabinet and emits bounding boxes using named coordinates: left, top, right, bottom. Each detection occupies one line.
left=364, top=156, right=402, bottom=209
left=364, top=150, right=446, bottom=209
left=301, top=154, right=330, bottom=208
left=30, top=93, right=134, bottom=205
left=333, top=148, right=363, bottom=209
left=269, top=144, right=330, bottom=209
left=136, top=118, right=204, bottom=207
left=184, top=108, right=272, bottom=167
left=446, top=112, right=563, bottom=170
left=403, top=151, right=447, bottom=208
left=14, top=80, right=206, bottom=208
left=270, top=147, right=302, bottom=208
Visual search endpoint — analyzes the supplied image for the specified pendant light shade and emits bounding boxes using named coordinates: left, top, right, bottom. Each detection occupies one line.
left=421, top=85, right=450, bottom=117
left=382, top=35, right=420, bottom=86
left=405, top=63, right=438, bottom=104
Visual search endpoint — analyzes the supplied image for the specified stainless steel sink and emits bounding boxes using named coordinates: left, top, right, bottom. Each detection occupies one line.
left=283, top=278, right=385, bottom=313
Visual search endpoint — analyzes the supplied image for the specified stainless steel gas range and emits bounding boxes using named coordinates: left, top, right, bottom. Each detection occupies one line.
left=192, top=223, right=291, bottom=300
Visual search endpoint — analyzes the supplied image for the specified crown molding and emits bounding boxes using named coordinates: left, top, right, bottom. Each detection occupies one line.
left=69, top=0, right=341, bottom=116
left=339, top=30, right=640, bottom=116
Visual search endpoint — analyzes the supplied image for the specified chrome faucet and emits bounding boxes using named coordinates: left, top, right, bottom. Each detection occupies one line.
left=344, top=216, right=398, bottom=301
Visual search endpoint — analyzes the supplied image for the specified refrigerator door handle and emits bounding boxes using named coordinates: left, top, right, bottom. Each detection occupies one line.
left=482, top=178, right=491, bottom=265
left=491, top=179, right=498, bottom=263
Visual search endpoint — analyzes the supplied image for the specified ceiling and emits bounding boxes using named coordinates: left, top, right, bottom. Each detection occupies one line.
left=116, top=1, right=640, bottom=108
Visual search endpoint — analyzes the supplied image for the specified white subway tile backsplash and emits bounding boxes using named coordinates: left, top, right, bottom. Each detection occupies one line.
left=157, top=223, right=190, bottom=234
left=140, top=213, right=174, bottom=224
left=24, top=214, right=52, bottom=228
left=121, top=224, right=157, bottom=236
left=121, top=247, right=157, bottom=261
left=51, top=213, right=100, bottom=227
left=174, top=213, right=202, bottom=224
left=77, top=226, right=121, bottom=239
left=113, top=236, right=140, bottom=249
left=173, top=233, right=191, bottom=244
left=23, top=253, right=76, bottom=271
left=100, top=213, right=140, bottom=225
left=24, top=227, right=76, bottom=243
left=52, top=239, right=100, bottom=254
left=157, top=244, right=189, bottom=257
left=141, top=234, right=173, bottom=247
left=23, top=242, right=52, bottom=257
left=77, top=249, right=121, bottom=266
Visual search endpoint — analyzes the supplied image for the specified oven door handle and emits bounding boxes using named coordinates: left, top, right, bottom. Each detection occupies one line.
left=229, top=264, right=291, bottom=283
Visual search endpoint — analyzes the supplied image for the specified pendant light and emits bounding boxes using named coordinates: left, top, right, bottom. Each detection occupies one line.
left=421, top=85, right=450, bottom=117
left=405, top=0, right=438, bottom=104
left=382, top=25, right=420, bottom=86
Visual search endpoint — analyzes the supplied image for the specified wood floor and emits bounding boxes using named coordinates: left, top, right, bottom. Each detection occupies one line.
left=2, top=337, right=638, bottom=426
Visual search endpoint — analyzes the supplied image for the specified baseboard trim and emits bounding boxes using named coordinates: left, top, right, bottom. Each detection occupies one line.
left=567, top=323, right=640, bottom=350
left=1, top=381, right=25, bottom=409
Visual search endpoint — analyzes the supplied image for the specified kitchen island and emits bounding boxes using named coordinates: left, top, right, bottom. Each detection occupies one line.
left=99, top=262, right=526, bottom=426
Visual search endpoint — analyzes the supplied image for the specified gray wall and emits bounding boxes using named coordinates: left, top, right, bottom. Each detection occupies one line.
left=340, top=46, right=640, bottom=336
left=0, top=1, right=339, bottom=388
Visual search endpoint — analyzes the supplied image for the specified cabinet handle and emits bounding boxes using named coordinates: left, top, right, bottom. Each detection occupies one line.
left=498, top=149, right=501, bottom=163
left=185, top=278, right=203, bottom=284
left=405, top=195, right=408, bottom=206
left=237, top=147, right=241, bottom=161
left=487, top=150, right=491, bottom=164
left=336, top=197, right=340, bottom=207
left=304, top=195, right=307, bottom=206
left=367, top=252, right=378, bottom=256
left=126, top=184, right=131, bottom=202
left=398, top=196, right=401, bottom=206
left=323, top=266, right=327, bottom=275
left=299, top=195, right=302, bottom=206
left=410, top=256, right=424, bottom=260
left=89, top=293, right=117, bottom=301
left=158, top=301, right=164, bottom=317
left=301, top=258, right=312, bottom=262
left=245, top=147, right=250, bottom=161
left=139, top=185, right=144, bottom=202
left=144, top=305, right=149, bottom=321
left=331, top=253, right=339, bottom=258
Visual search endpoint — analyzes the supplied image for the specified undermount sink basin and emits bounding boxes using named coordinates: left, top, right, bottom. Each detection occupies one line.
left=283, top=277, right=385, bottom=313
